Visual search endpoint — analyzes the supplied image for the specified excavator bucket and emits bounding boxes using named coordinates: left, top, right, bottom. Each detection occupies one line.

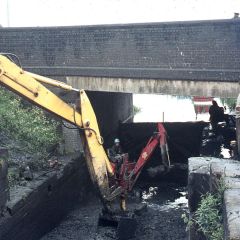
left=98, top=203, right=147, bottom=239
left=98, top=210, right=137, bottom=240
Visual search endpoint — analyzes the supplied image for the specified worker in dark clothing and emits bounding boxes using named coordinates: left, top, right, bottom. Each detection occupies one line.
left=108, top=138, right=123, bottom=174
left=109, top=138, right=123, bottom=157
left=209, top=100, right=224, bottom=131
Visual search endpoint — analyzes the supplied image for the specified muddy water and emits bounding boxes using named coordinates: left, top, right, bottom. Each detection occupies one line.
left=41, top=182, right=187, bottom=240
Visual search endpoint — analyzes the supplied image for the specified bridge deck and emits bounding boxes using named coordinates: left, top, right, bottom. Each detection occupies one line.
left=0, top=19, right=240, bottom=82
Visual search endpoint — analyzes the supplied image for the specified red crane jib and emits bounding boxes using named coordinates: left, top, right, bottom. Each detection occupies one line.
left=115, top=123, right=169, bottom=193
left=132, top=123, right=168, bottom=175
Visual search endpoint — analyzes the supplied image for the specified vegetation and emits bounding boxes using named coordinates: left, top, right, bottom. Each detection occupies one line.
left=0, top=86, right=61, bottom=159
left=221, top=98, right=237, bottom=111
left=133, top=105, right=141, bottom=116
left=182, top=179, right=225, bottom=240
left=194, top=193, right=224, bottom=240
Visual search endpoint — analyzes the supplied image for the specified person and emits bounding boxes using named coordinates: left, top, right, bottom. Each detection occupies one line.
left=108, top=138, right=123, bottom=174
left=108, top=138, right=123, bottom=160
left=209, top=100, right=224, bottom=131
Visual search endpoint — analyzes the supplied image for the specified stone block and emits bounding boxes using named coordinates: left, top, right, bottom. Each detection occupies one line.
left=188, top=157, right=212, bottom=213
left=224, top=189, right=240, bottom=240
left=224, top=177, right=240, bottom=189
left=210, top=160, right=240, bottom=193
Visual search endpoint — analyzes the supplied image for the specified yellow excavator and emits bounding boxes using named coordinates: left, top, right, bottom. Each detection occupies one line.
left=0, top=53, right=120, bottom=210
left=0, top=53, right=170, bottom=237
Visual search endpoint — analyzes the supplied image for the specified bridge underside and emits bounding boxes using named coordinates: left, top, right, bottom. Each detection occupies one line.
left=67, top=76, right=240, bottom=98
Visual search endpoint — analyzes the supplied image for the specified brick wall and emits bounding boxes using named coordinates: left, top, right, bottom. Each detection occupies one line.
left=0, top=19, right=240, bottom=81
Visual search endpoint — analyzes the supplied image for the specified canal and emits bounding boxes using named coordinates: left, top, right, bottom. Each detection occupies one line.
left=41, top=181, right=188, bottom=240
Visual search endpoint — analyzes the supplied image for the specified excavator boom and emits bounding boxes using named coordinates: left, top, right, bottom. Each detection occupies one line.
left=0, top=54, right=173, bottom=238
left=0, top=54, right=115, bottom=208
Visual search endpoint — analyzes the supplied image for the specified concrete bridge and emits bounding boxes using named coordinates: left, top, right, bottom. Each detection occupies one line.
left=0, top=18, right=240, bottom=98
left=1, top=19, right=240, bottom=146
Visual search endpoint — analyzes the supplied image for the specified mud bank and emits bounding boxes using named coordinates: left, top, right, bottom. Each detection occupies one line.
left=41, top=182, right=187, bottom=240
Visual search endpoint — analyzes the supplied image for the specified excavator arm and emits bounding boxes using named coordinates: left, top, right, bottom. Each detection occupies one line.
left=0, top=54, right=117, bottom=208
left=118, top=123, right=170, bottom=194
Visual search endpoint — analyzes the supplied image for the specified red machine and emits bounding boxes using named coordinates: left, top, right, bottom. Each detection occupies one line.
left=110, top=123, right=170, bottom=208
left=99, top=123, right=170, bottom=238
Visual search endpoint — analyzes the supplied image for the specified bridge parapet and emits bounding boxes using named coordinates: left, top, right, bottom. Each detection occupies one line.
left=0, top=19, right=240, bottom=83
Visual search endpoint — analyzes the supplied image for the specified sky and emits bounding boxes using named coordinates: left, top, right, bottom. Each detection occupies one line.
left=133, top=95, right=197, bottom=122
left=133, top=95, right=225, bottom=122
left=0, top=0, right=240, bottom=27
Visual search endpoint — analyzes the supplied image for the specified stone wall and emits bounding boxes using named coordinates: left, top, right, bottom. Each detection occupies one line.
left=0, top=154, right=92, bottom=240
left=188, top=157, right=240, bottom=240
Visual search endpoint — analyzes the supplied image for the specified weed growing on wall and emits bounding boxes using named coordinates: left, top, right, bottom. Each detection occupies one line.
left=0, top=87, right=61, bottom=158
left=133, top=105, right=141, bottom=116
left=182, top=179, right=225, bottom=240
left=194, top=192, right=224, bottom=240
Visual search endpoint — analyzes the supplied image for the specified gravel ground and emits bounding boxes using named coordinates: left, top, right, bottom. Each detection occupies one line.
left=41, top=182, right=188, bottom=240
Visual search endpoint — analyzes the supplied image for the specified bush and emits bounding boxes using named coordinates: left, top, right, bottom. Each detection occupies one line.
left=182, top=179, right=225, bottom=240
left=0, top=87, right=61, bottom=158
left=194, top=193, right=224, bottom=240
